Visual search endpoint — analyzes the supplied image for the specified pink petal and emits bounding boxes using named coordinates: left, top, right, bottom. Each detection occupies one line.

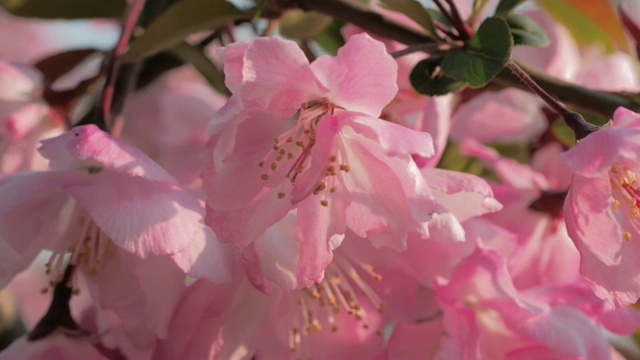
left=451, top=89, right=546, bottom=144
left=171, top=225, right=234, bottom=284
left=39, top=125, right=176, bottom=183
left=216, top=41, right=250, bottom=94
left=310, top=33, right=398, bottom=117
left=66, top=172, right=204, bottom=257
left=561, top=128, right=640, bottom=176
left=290, top=113, right=341, bottom=203
left=240, top=37, right=327, bottom=112
left=296, top=179, right=349, bottom=286
left=423, top=168, right=502, bottom=222
left=348, top=112, right=434, bottom=159
left=564, top=175, right=622, bottom=266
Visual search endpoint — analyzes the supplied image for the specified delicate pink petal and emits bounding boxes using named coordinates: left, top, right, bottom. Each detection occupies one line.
left=561, top=128, right=640, bottom=176
left=423, top=168, right=502, bottom=222
left=85, top=249, right=185, bottom=349
left=252, top=212, right=301, bottom=290
left=575, top=47, right=639, bottom=92
left=564, top=175, right=622, bottom=265
left=451, top=89, right=546, bottom=144
left=342, top=135, right=413, bottom=250
left=205, top=187, right=292, bottom=247
left=216, top=41, right=250, bottom=94
left=290, top=114, right=341, bottom=203
left=207, top=110, right=293, bottom=210
left=171, top=225, right=234, bottom=284
left=240, top=37, right=327, bottom=111
left=296, top=179, right=349, bottom=285
left=39, top=125, right=176, bottom=183
left=310, top=33, right=398, bottom=116
left=348, top=112, right=434, bottom=158
left=67, top=172, right=204, bottom=257
left=510, top=306, right=610, bottom=360
left=415, top=95, right=453, bottom=168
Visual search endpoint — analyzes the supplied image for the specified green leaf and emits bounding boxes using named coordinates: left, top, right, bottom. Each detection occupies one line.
left=506, top=13, right=549, bottom=47
left=410, top=57, right=467, bottom=96
left=279, top=9, right=332, bottom=39
left=169, top=42, right=229, bottom=96
left=1, top=0, right=125, bottom=18
left=313, top=20, right=345, bottom=56
left=441, top=17, right=512, bottom=88
left=551, top=119, right=576, bottom=147
left=122, top=0, right=249, bottom=62
left=379, top=0, right=436, bottom=39
left=494, top=0, right=525, bottom=16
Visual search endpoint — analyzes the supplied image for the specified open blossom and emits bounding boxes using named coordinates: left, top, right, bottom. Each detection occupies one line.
left=562, top=107, right=640, bottom=307
left=0, top=124, right=232, bottom=351
left=204, top=34, right=439, bottom=284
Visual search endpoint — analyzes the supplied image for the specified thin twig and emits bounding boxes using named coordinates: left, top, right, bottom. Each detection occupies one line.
left=507, top=61, right=598, bottom=140
left=391, top=41, right=463, bottom=58
left=95, top=0, right=147, bottom=132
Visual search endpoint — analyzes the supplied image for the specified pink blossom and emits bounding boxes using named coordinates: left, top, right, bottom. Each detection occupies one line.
left=204, top=34, right=438, bottom=284
left=156, top=232, right=418, bottom=360
left=435, top=246, right=613, bottom=359
left=0, top=124, right=232, bottom=350
left=562, top=107, right=640, bottom=307
left=0, top=61, right=64, bottom=174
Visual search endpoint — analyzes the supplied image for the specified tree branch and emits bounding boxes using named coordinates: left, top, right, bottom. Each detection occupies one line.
left=297, top=0, right=640, bottom=119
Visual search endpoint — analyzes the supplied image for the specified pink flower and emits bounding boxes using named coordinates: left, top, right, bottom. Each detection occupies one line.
left=156, top=230, right=428, bottom=360
left=435, top=246, right=614, bottom=359
left=0, top=61, right=64, bottom=174
left=562, top=107, right=640, bottom=307
left=0, top=124, right=232, bottom=350
left=204, top=34, right=438, bottom=284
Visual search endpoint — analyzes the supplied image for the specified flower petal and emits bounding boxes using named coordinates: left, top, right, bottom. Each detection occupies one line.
left=310, top=33, right=398, bottom=117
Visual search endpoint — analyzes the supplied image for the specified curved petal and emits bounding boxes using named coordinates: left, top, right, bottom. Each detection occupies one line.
left=67, top=172, right=204, bottom=258
left=311, top=33, right=398, bottom=117
left=39, top=125, right=176, bottom=183
left=240, top=37, right=327, bottom=111
left=348, top=113, right=434, bottom=159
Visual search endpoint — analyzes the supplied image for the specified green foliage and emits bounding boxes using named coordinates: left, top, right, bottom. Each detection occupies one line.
left=313, top=21, right=346, bottom=56
left=551, top=119, right=576, bottom=147
left=379, top=0, right=436, bottom=39
left=506, top=13, right=549, bottom=47
left=122, top=0, right=249, bottom=62
left=410, top=57, right=467, bottom=96
left=494, top=0, right=525, bottom=16
left=441, top=17, right=512, bottom=88
left=0, top=0, right=125, bottom=18
left=279, top=10, right=333, bottom=39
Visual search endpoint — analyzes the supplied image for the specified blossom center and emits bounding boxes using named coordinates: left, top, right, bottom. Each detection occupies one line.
left=42, top=205, right=115, bottom=294
left=609, top=163, right=640, bottom=241
left=257, top=99, right=352, bottom=207
left=288, top=255, right=385, bottom=354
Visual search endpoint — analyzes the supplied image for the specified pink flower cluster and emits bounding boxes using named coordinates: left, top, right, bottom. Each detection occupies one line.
left=1, top=4, right=640, bottom=360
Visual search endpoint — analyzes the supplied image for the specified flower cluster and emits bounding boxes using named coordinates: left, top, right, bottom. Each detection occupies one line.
left=1, top=1, right=640, bottom=359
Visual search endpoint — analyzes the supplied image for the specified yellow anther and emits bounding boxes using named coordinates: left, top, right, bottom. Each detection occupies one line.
left=320, top=200, right=329, bottom=207
left=624, top=232, right=632, bottom=241
left=261, top=174, right=269, bottom=180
